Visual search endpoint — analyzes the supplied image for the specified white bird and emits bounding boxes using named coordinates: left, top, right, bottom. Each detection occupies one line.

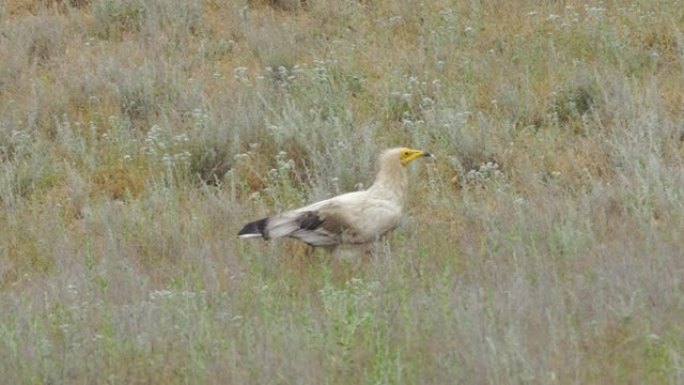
left=237, top=147, right=433, bottom=250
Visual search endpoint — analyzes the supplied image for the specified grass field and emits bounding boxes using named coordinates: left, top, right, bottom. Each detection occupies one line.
left=0, top=0, right=683, bottom=383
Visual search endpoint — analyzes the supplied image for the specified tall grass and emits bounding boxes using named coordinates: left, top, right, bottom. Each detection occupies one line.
left=0, top=0, right=683, bottom=384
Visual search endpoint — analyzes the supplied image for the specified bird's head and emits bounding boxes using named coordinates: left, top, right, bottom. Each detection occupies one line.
left=372, top=147, right=434, bottom=194
left=398, top=147, right=433, bottom=166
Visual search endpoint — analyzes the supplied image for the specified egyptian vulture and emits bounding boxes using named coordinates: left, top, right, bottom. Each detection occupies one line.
left=238, top=147, right=432, bottom=250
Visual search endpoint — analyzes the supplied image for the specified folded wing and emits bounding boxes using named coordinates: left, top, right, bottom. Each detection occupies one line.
left=237, top=191, right=402, bottom=247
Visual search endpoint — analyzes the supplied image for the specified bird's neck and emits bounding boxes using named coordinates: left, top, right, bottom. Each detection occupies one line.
left=368, top=162, right=408, bottom=205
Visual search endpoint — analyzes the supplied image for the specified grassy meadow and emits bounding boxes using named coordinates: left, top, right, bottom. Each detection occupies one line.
left=0, top=0, right=683, bottom=383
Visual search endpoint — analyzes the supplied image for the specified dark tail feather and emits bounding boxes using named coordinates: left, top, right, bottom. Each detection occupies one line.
left=238, top=217, right=269, bottom=239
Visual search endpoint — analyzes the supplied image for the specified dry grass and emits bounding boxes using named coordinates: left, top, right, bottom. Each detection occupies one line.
left=0, top=0, right=683, bottom=384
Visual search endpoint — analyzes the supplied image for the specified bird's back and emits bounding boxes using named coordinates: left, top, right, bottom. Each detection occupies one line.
left=238, top=189, right=403, bottom=247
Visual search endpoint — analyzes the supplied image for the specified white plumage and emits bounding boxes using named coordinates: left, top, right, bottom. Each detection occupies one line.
left=237, top=147, right=432, bottom=249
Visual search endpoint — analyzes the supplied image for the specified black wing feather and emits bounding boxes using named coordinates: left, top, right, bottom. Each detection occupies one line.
left=237, top=217, right=270, bottom=239
left=299, top=211, right=324, bottom=230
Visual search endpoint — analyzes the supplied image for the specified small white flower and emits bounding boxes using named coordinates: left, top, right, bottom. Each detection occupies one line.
left=150, top=290, right=173, bottom=300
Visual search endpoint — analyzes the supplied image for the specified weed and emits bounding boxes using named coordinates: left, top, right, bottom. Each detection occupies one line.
left=92, top=0, right=146, bottom=40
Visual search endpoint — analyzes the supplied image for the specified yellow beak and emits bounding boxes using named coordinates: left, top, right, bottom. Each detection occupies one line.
left=400, top=148, right=433, bottom=166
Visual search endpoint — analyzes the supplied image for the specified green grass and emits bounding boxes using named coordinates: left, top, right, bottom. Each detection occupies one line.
left=0, top=0, right=683, bottom=383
